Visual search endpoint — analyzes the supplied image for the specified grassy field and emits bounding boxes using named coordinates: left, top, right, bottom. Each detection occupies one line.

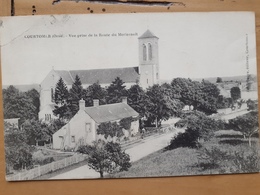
left=110, top=131, right=259, bottom=178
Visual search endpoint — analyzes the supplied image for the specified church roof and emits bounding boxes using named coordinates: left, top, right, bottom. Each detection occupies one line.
left=139, top=30, right=158, bottom=39
left=84, top=103, right=139, bottom=124
left=54, top=67, right=139, bottom=85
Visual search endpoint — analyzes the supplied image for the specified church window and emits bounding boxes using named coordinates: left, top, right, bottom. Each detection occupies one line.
left=143, top=44, right=147, bottom=61
left=45, top=114, right=51, bottom=121
left=51, top=88, right=54, bottom=102
left=147, top=79, right=148, bottom=84
left=148, top=43, right=152, bottom=60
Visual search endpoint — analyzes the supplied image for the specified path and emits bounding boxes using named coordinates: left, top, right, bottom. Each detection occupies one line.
left=50, top=128, right=183, bottom=180
left=221, top=109, right=250, bottom=121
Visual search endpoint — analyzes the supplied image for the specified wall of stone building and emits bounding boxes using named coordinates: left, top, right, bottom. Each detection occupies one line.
left=139, top=37, right=159, bottom=89
left=40, top=70, right=61, bottom=110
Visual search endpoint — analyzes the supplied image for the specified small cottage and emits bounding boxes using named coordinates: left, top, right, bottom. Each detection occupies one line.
left=52, top=97, right=139, bottom=150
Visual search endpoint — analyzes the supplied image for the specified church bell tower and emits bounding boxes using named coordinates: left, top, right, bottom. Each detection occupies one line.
left=138, top=30, right=159, bottom=89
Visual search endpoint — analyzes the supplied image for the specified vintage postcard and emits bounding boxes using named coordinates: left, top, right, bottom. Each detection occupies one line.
left=0, top=12, right=259, bottom=181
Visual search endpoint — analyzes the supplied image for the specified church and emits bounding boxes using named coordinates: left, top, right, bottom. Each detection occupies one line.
left=39, top=30, right=160, bottom=122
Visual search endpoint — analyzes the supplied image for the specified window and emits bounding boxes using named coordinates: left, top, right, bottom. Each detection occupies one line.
left=71, top=136, right=75, bottom=143
left=85, top=123, right=91, bottom=133
left=51, top=88, right=54, bottom=102
left=143, top=44, right=147, bottom=61
left=45, top=114, right=51, bottom=121
left=147, top=79, right=148, bottom=84
left=148, top=43, right=152, bottom=60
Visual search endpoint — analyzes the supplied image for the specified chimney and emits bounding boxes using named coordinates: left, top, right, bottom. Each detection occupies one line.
left=93, top=99, right=99, bottom=107
left=79, top=99, right=85, bottom=111
left=122, top=97, right=127, bottom=104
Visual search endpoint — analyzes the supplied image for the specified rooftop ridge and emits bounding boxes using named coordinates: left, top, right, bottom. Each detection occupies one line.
left=55, top=66, right=139, bottom=72
left=85, top=102, right=124, bottom=109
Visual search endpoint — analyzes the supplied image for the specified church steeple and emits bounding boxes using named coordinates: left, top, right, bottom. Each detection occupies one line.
left=138, top=30, right=159, bottom=89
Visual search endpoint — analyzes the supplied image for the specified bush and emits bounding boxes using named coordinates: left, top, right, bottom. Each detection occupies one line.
left=12, top=148, right=33, bottom=170
left=119, top=117, right=133, bottom=130
left=196, top=145, right=259, bottom=173
left=197, top=146, right=229, bottom=170
left=246, top=99, right=258, bottom=111
left=167, top=129, right=200, bottom=150
left=32, top=150, right=55, bottom=165
left=170, top=112, right=226, bottom=150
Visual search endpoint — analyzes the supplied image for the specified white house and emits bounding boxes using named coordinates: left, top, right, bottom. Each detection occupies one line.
left=52, top=97, right=139, bottom=150
left=39, top=30, right=160, bottom=122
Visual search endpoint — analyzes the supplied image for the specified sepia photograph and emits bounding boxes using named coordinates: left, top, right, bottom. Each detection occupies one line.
left=0, top=12, right=259, bottom=181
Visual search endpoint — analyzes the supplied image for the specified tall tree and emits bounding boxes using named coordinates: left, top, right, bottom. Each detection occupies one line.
left=25, top=89, right=40, bottom=117
left=53, top=78, right=71, bottom=119
left=3, top=86, right=37, bottom=124
left=170, top=78, right=218, bottom=114
left=127, top=84, right=146, bottom=117
left=171, top=78, right=201, bottom=109
left=230, top=86, right=241, bottom=101
left=201, top=80, right=220, bottom=99
left=69, top=75, right=84, bottom=116
left=85, top=82, right=107, bottom=107
left=145, top=84, right=184, bottom=127
left=106, top=77, right=127, bottom=104
left=77, top=140, right=131, bottom=178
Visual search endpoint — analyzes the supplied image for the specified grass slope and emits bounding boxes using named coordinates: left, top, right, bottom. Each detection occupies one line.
left=110, top=135, right=259, bottom=178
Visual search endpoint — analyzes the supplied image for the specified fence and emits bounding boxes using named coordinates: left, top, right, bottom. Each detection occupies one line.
left=120, top=124, right=176, bottom=149
left=6, top=153, right=87, bottom=181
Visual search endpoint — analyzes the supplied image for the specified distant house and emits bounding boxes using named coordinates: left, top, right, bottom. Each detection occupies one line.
left=217, top=81, right=258, bottom=100
left=52, top=97, right=139, bottom=150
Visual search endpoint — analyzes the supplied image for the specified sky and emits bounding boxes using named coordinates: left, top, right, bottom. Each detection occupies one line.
left=0, top=12, right=257, bottom=85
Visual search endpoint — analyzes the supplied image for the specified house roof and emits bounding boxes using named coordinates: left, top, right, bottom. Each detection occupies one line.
left=85, top=103, right=139, bottom=123
left=138, top=30, right=158, bottom=39
left=217, top=85, right=230, bottom=98
left=54, top=67, right=139, bottom=86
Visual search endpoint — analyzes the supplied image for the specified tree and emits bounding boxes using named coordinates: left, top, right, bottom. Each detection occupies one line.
left=145, top=84, right=184, bottom=127
left=106, top=77, right=127, bottom=104
left=229, top=111, right=259, bottom=147
left=3, top=86, right=38, bottom=124
left=22, top=119, right=50, bottom=146
left=69, top=75, right=84, bottom=116
left=48, top=119, right=67, bottom=135
left=127, top=84, right=146, bottom=117
left=4, top=122, right=33, bottom=171
left=201, top=80, right=220, bottom=99
left=230, top=86, right=241, bottom=102
left=53, top=78, right=71, bottom=119
left=170, top=78, right=218, bottom=114
left=246, top=99, right=258, bottom=111
left=216, top=77, right=223, bottom=83
left=25, top=89, right=40, bottom=117
left=77, top=140, right=131, bottom=178
left=217, top=95, right=233, bottom=109
left=85, top=82, right=107, bottom=107
left=175, top=111, right=225, bottom=142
